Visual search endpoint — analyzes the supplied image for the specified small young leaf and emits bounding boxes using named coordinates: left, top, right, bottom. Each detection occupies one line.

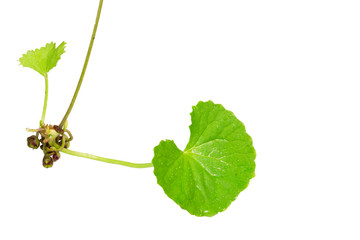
left=152, top=101, right=256, bottom=217
left=19, top=42, right=66, bottom=76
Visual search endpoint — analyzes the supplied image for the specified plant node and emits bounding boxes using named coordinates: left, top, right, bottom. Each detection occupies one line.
left=26, top=122, right=73, bottom=168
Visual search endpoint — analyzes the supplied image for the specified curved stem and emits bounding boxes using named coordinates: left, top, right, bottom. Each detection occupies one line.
left=40, top=74, right=49, bottom=126
left=59, top=0, right=104, bottom=129
left=61, top=148, right=154, bottom=168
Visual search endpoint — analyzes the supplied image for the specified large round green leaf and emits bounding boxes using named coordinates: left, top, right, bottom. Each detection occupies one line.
left=152, top=101, right=256, bottom=216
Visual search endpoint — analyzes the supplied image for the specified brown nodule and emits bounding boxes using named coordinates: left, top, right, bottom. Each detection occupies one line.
left=53, top=152, right=61, bottom=162
left=27, top=135, right=40, bottom=149
left=42, top=155, right=54, bottom=168
left=53, top=125, right=64, bottom=134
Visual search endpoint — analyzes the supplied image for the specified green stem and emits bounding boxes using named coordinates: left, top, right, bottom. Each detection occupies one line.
left=59, top=0, right=104, bottom=129
left=61, top=148, right=154, bottom=168
left=40, top=74, right=49, bottom=126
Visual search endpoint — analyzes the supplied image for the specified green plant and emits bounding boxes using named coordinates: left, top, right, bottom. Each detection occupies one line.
left=19, top=0, right=256, bottom=217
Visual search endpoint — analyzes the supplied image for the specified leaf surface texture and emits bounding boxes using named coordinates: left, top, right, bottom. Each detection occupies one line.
left=152, top=101, right=256, bottom=216
left=19, top=42, right=66, bottom=76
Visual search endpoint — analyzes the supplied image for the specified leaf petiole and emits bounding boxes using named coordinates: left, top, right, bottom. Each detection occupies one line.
left=40, top=74, right=49, bottom=126
left=59, top=0, right=104, bottom=129
left=61, top=148, right=153, bottom=168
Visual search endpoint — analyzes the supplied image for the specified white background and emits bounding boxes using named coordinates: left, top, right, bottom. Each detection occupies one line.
left=1, top=0, right=359, bottom=239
